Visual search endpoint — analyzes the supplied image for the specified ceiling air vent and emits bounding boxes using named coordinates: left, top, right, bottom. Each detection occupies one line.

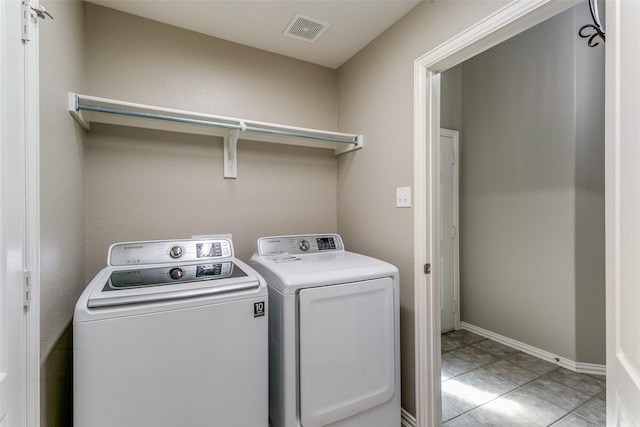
left=283, top=13, right=330, bottom=43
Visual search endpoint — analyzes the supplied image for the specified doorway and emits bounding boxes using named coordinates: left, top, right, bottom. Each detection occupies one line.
left=437, top=7, right=606, bottom=422
left=412, top=1, right=590, bottom=425
left=439, top=0, right=605, bottom=347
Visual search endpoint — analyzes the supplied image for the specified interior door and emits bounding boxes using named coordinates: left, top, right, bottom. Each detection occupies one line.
left=607, top=0, right=640, bottom=424
left=298, top=278, right=395, bottom=427
left=440, top=129, right=459, bottom=332
left=0, top=0, right=28, bottom=426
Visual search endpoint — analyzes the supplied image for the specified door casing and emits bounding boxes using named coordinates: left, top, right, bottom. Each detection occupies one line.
left=0, top=0, right=41, bottom=425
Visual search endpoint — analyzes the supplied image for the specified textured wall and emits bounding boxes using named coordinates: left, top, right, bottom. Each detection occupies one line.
left=83, top=4, right=339, bottom=279
left=336, top=0, right=511, bottom=416
left=39, top=0, right=86, bottom=425
left=84, top=4, right=337, bottom=130
left=39, top=0, right=86, bottom=361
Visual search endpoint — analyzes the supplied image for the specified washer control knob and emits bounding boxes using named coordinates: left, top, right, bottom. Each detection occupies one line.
left=298, top=239, right=310, bottom=252
left=169, top=268, right=184, bottom=280
left=169, top=245, right=184, bottom=259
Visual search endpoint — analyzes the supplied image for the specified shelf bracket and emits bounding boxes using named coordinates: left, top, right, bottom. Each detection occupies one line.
left=69, top=93, right=90, bottom=130
left=224, top=129, right=239, bottom=179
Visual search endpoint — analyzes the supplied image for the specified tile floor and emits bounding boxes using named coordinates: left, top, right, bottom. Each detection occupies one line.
left=441, top=329, right=606, bottom=426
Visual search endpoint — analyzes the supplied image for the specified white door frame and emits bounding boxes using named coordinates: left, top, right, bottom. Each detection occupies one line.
left=24, top=1, right=41, bottom=423
left=0, top=0, right=41, bottom=425
left=605, top=0, right=640, bottom=425
left=412, top=1, right=581, bottom=425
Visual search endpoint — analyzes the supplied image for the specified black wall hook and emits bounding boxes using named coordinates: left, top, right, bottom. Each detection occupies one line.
left=579, top=0, right=605, bottom=47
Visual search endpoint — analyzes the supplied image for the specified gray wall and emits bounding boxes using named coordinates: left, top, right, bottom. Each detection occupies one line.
left=336, top=0, right=512, bottom=415
left=441, top=64, right=462, bottom=133
left=573, top=2, right=606, bottom=364
left=458, top=5, right=605, bottom=363
left=83, top=4, right=339, bottom=279
left=39, top=0, right=86, bottom=425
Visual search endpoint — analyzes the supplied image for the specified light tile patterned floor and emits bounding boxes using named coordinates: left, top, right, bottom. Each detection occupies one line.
left=442, top=330, right=606, bottom=426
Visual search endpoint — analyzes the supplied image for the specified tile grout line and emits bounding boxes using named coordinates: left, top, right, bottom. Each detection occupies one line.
left=442, top=331, right=606, bottom=427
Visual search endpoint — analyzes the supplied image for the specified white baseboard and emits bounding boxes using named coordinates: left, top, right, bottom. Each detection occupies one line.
left=460, top=322, right=606, bottom=376
left=401, top=408, right=417, bottom=427
left=574, top=361, right=607, bottom=376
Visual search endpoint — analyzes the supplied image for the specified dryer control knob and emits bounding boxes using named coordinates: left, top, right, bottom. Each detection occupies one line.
left=298, top=239, right=310, bottom=252
left=169, top=245, right=184, bottom=259
left=169, top=268, right=184, bottom=280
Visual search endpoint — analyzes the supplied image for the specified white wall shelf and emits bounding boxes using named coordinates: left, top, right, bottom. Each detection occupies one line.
left=68, top=93, right=363, bottom=179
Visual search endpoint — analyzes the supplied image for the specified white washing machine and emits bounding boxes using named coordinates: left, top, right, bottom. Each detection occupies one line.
left=74, top=237, right=269, bottom=427
left=249, top=234, right=400, bottom=427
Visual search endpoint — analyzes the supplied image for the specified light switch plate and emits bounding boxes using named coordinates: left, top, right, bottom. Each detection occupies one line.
left=396, top=187, right=411, bottom=208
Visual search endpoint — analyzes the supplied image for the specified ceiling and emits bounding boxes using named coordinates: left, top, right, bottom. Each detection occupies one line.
left=84, top=0, right=423, bottom=69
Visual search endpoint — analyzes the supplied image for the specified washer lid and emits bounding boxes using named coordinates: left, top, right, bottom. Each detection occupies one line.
left=87, top=261, right=259, bottom=308
left=250, top=251, right=398, bottom=294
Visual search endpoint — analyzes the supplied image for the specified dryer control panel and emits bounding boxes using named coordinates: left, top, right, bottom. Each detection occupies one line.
left=108, top=238, right=233, bottom=266
left=256, top=234, right=344, bottom=256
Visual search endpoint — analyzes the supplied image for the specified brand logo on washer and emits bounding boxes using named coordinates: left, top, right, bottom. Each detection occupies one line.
left=123, top=245, right=143, bottom=250
left=254, top=301, right=265, bottom=318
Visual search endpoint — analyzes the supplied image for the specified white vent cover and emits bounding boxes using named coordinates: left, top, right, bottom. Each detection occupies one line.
left=283, top=13, right=330, bottom=43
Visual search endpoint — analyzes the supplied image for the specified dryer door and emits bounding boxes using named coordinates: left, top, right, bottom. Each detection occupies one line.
left=298, top=277, right=395, bottom=427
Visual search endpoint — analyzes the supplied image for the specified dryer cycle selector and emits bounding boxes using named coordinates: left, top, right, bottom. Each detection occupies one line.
left=169, top=268, right=184, bottom=280
left=298, top=239, right=310, bottom=252
left=169, top=245, right=184, bottom=259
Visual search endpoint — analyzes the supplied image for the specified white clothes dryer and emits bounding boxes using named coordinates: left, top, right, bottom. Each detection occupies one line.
left=249, top=234, right=400, bottom=427
left=74, top=237, right=268, bottom=427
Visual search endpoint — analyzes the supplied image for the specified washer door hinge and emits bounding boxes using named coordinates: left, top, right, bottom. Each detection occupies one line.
left=424, top=263, right=431, bottom=275
left=24, top=270, right=32, bottom=308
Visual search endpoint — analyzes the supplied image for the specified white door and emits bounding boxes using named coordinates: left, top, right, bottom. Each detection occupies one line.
left=1, top=1, right=29, bottom=426
left=440, top=129, right=459, bottom=332
left=298, top=278, right=395, bottom=427
left=606, top=0, right=640, bottom=425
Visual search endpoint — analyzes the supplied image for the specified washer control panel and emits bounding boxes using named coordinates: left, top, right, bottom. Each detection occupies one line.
left=108, top=238, right=233, bottom=266
left=257, top=234, right=344, bottom=256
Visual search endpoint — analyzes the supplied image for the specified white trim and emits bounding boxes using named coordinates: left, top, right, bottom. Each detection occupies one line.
left=24, top=2, right=40, bottom=424
left=575, top=362, right=607, bottom=377
left=1, top=0, right=39, bottom=423
left=605, top=2, right=640, bottom=424
left=401, top=408, right=417, bottom=427
left=413, top=66, right=441, bottom=427
left=604, top=1, right=619, bottom=423
left=460, top=322, right=606, bottom=376
left=414, top=0, right=580, bottom=73
left=413, top=1, right=582, bottom=426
